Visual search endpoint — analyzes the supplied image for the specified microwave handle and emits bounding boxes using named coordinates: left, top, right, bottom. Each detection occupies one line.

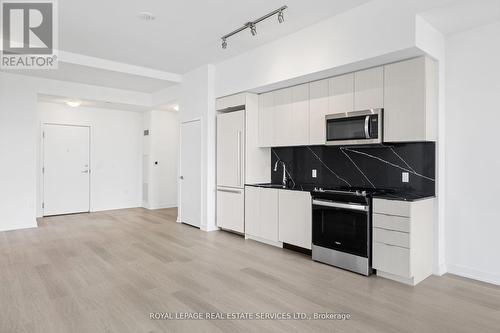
left=364, top=116, right=370, bottom=139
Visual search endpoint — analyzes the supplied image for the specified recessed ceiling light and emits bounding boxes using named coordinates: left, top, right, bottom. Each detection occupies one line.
left=138, top=12, right=155, bottom=21
left=66, top=100, right=82, bottom=108
left=172, top=104, right=179, bottom=111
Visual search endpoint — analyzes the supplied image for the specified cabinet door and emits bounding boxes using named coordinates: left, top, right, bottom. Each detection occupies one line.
left=278, top=190, right=312, bottom=249
left=309, top=79, right=329, bottom=145
left=217, top=110, right=244, bottom=188
left=329, top=73, right=354, bottom=114
left=217, top=187, right=244, bottom=233
left=258, top=91, right=275, bottom=147
left=290, top=83, right=310, bottom=146
left=273, top=88, right=292, bottom=146
left=354, top=66, right=384, bottom=111
left=259, top=188, right=279, bottom=242
left=384, top=57, right=426, bottom=142
left=244, top=186, right=260, bottom=236
left=216, top=93, right=246, bottom=111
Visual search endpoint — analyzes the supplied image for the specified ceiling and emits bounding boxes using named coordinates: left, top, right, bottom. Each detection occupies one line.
left=6, top=62, right=176, bottom=93
left=420, top=0, right=500, bottom=35
left=59, top=0, right=372, bottom=73
left=38, top=94, right=151, bottom=112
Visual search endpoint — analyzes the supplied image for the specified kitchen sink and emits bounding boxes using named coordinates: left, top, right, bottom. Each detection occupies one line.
left=255, top=183, right=287, bottom=189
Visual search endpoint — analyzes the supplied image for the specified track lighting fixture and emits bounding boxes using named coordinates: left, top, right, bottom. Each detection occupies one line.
left=220, top=5, right=287, bottom=49
left=249, top=23, right=257, bottom=36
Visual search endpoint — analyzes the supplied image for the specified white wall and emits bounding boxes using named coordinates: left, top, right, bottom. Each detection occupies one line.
left=445, top=21, right=500, bottom=285
left=37, top=102, right=144, bottom=215
left=215, top=0, right=421, bottom=97
left=143, top=110, right=179, bottom=209
left=0, top=73, right=38, bottom=231
left=179, top=64, right=217, bottom=231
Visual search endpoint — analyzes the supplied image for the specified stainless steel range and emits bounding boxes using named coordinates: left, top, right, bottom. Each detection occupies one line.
left=311, top=187, right=381, bottom=276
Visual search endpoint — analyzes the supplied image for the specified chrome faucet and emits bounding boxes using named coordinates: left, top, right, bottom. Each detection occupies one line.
left=273, top=160, right=287, bottom=186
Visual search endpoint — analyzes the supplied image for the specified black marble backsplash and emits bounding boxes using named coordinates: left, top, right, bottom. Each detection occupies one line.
left=271, top=143, right=436, bottom=197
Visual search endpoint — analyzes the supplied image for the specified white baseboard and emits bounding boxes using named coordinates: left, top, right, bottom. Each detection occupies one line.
left=0, top=221, right=38, bottom=232
left=201, top=224, right=219, bottom=232
left=245, top=234, right=283, bottom=248
left=143, top=203, right=177, bottom=210
left=447, top=264, right=500, bottom=286
left=433, top=263, right=447, bottom=276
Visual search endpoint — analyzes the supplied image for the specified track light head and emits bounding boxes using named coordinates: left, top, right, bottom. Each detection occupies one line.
left=221, top=38, right=227, bottom=49
left=250, top=23, right=257, bottom=36
left=278, top=10, right=284, bottom=23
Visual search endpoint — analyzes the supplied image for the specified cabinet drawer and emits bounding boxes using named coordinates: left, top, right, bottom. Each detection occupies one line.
left=373, top=213, right=410, bottom=232
left=373, top=228, right=410, bottom=248
left=373, top=242, right=411, bottom=277
left=373, top=198, right=411, bottom=217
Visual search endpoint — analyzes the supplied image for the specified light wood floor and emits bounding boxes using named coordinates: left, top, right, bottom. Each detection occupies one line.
left=0, top=208, right=499, bottom=332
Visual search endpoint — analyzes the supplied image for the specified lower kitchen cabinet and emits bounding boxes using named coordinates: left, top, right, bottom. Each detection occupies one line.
left=216, top=187, right=244, bottom=233
left=278, top=190, right=312, bottom=249
left=372, top=198, right=434, bottom=286
left=244, top=186, right=279, bottom=245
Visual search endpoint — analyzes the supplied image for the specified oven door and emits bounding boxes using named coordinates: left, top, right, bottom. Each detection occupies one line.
left=312, top=199, right=369, bottom=258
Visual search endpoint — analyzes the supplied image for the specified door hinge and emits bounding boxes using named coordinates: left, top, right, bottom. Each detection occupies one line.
left=42, top=202, right=44, bottom=209
left=42, top=166, right=45, bottom=174
left=42, top=131, right=45, bottom=138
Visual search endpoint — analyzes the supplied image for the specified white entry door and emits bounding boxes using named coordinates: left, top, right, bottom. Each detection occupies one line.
left=179, top=120, right=201, bottom=227
left=43, top=124, right=90, bottom=216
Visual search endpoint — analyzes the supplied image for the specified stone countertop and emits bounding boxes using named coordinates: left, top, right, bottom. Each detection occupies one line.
left=245, top=183, right=435, bottom=202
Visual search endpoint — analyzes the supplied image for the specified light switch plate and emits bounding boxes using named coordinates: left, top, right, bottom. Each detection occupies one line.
left=402, top=172, right=409, bottom=183
left=312, top=169, right=317, bottom=178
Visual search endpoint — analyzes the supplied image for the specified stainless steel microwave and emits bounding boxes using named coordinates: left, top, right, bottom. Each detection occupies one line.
left=325, top=109, right=383, bottom=145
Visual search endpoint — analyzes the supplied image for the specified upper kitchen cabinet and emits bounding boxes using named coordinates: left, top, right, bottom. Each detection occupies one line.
left=309, top=79, right=329, bottom=145
left=258, top=83, right=309, bottom=147
left=258, top=91, right=275, bottom=147
left=216, top=93, right=246, bottom=111
left=354, top=66, right=384, bottom=111
left=329, top=73, right=354, bottom=114
left=384, top=57, right=438, bottom=142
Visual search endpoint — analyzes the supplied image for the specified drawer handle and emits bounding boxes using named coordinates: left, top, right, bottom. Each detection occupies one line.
left=376, top=242, right=407, bottom=249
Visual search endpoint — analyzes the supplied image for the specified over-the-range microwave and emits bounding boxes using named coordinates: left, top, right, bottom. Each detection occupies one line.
left=325, top=108, right=383, bottom=145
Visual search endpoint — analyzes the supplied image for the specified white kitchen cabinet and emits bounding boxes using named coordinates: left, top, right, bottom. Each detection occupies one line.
left=273, top=87, right=291, bottom=147
left=384, top=56, right=438, bottom=142
left=278, top=190, right=312, bottom=249
left=216, top=110, right=244, bottom=188
left=309, top=79, right=329, bottom=145
left=244, top=186, right=280, bottom=245
left=258, top=91, right=275, bottom=147
left=290, top=83, right=310, bottom=146
left=372, top=197, right=434, bottom=286
left=216, top=187, right=244, bottom=233
left=354, top=66, right=384, bottom=111
left=216, top=93, right=246, bottom=111
left=329, top=73, right=354, bottom=114
left=258, top=84, right=309, bottom=147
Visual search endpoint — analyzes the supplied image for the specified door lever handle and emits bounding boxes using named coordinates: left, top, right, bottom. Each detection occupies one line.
left=82, top=170, right=89, bottom=174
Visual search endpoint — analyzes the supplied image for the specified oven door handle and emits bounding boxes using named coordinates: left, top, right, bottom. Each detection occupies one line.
left=312, top=199, right=368, bottom=212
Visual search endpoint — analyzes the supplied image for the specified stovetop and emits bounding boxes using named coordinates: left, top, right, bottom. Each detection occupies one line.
left=246, top=183, right=433, bottom=202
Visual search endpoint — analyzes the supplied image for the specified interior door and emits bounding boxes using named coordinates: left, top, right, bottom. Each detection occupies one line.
left=180, top=120, right=201, bottom=227
left=43, top=124, right=90, bottom=216
left=216, top=110, right=244, bottom=188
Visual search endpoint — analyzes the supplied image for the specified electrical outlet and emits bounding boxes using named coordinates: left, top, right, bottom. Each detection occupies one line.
left=312, top=169, right=317, bottom=178
left=402, top=172, right=409, bottom=183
